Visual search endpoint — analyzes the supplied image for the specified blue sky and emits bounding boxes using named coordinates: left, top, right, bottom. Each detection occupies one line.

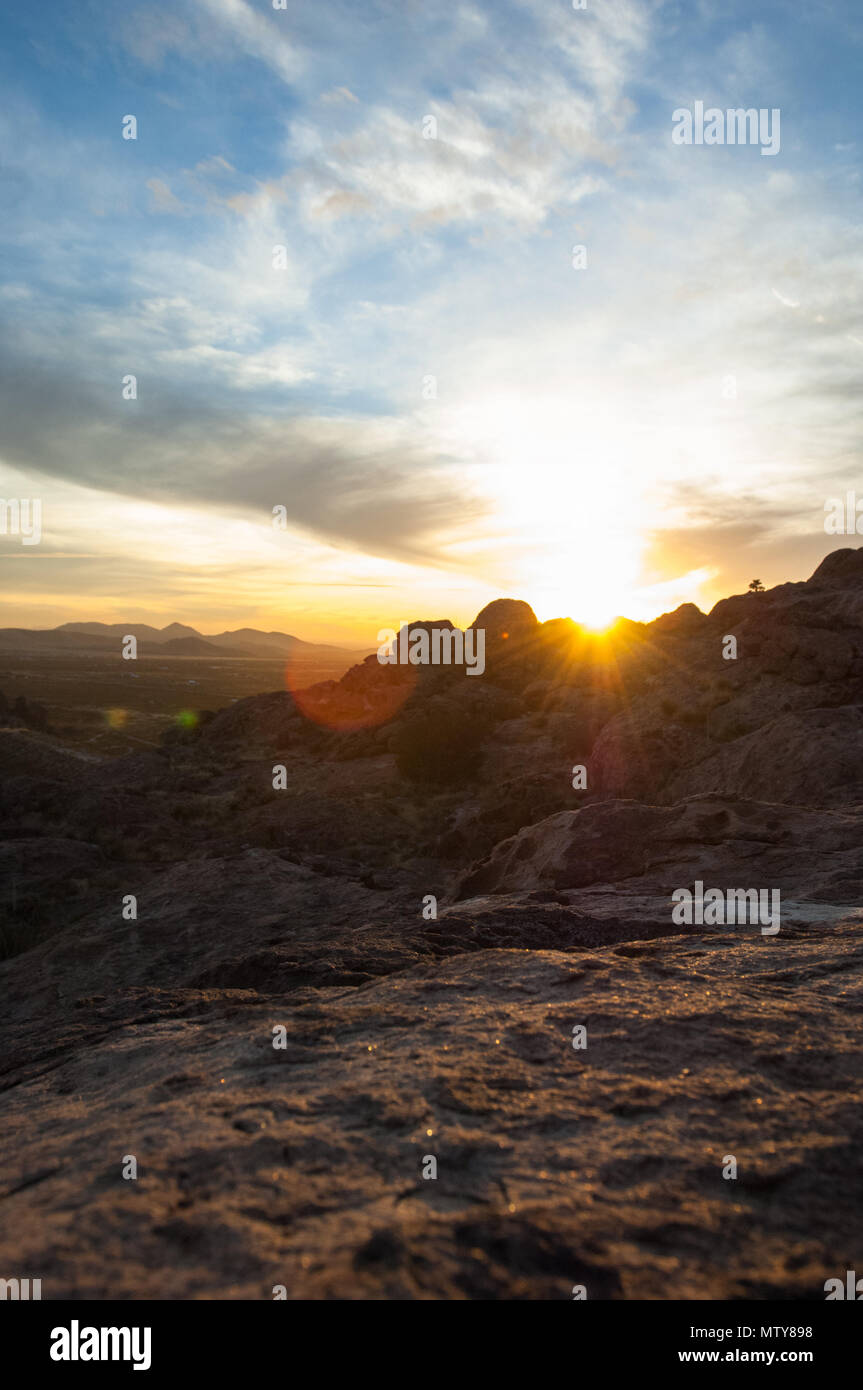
left=1, top=0, right=862, bottom=639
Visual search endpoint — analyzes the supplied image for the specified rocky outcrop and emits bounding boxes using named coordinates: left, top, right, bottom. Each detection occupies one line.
left=454, top=794, right=863, bottom=907
left=665, top=706, right=863, bottom=808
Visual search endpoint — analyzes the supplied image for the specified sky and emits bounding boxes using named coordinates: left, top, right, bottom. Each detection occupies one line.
left=0, top=0, right=861, bottom=644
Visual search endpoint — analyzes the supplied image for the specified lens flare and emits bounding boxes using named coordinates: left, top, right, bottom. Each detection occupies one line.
left=283, top=650, right=416, bottom=731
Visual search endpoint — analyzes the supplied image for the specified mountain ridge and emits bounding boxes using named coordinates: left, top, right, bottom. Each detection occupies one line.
left=0, top=620, right=372, bottom=659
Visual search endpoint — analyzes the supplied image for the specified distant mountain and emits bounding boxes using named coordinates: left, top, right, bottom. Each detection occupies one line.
left=208, top=627, right=304, bottom=654
left=207, top=628, right=371, bottom=660
left=156, top=636, right=252, bottom=658
left=0, top=622, right=371, bottom=659
left=57, top=622, right=200, bottom=642
left=0, top=627, right=117, bottom=651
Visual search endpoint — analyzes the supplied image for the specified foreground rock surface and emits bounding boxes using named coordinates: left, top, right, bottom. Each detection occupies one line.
left=2, top=907, right=861, bottom=1299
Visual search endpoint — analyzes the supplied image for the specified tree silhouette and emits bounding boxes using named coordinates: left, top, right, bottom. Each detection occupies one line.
left=748, top=579, right=765, bottom=594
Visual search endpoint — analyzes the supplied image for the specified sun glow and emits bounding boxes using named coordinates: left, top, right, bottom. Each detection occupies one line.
left=531, top=581, right=631, bottom=631
left=515, top=526, right=642, bottom=630
left=446, top=391, right=651, bottom=628
left=495, top=471, right=645, bottom=629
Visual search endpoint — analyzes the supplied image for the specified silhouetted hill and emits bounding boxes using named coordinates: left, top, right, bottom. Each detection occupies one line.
left=156, top=636, right=251, bottom=658
left=57, top=621, right=200, bottom=642
left=0, top=620, right=369, bottom=660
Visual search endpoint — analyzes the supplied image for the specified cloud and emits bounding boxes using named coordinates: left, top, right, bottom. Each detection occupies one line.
left=146, top=178, right=188, bottom=215
left=771, top=287, right=800, bottom=309
left=154, top=342, right=314, bottom=388
left=320, top=86, right=359, bottom=104
left=191, top=0, right=303, bottom=82
left=288, top=93, right=614, bottom=233
left=0, top=305, right=488, bottom=569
